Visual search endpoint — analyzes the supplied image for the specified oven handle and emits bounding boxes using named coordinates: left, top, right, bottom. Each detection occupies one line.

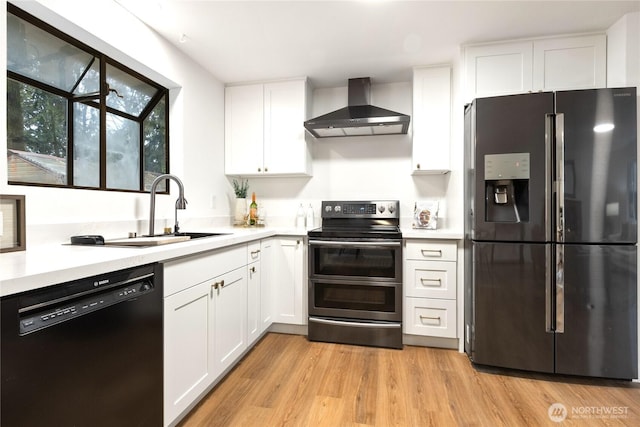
left=308, top=240, right=401, bottom=248
left=309, top=317, right=401, bottom=328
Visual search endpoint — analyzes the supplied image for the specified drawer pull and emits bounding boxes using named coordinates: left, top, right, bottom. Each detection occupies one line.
left=420, top=278, right=442, bottom=287
left=420, top=315, right=441, bottom=321
left=421, top=249, right=442, bottom=257
left=250, top=249, right=261, bottom=257
left=419, top=315, right=442, bottom=325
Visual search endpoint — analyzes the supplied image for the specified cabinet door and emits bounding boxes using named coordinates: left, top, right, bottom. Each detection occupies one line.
left=164, top=281, right=214, bottom=425
left=247, top=261, right=261, bottom=345
left=464, top=41, right=533, bottom=101
left=213, top=267, right=247, bottom=374
left=263, top=80, right=310, bottom=175
left=224, top=84, right=264, bottom=175
left=272, top=238, right=306, bottom=324
left=533, top=35, right=606, bottom=91
left=260, top=238, right=273, bottom=333
left=412, top=66, right=451, bottom=174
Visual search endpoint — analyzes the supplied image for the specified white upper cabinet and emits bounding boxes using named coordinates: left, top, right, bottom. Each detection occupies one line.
left=412, top=65, right=452, bottom=174
left=464, top=41, right=533, bottom=100
left=225, top=78, right=311, bottom=176
left=464, top=34, right=607, bottom=102
left=224, top=84, right=264, bottom=176
left=532, top=35, right=606, bottom=91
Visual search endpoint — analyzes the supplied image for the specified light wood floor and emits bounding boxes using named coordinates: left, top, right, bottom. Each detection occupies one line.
left=179, top=333, right=640, bottom=426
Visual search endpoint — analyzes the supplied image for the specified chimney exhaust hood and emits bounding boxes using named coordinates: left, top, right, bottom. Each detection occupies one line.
left=303, top=77, right=410, bottom=138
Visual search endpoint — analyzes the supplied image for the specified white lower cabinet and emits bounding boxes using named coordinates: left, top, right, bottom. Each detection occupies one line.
left=259, top=238, right=273, bottom=333
left=404, top=239, right=458, bottom=339
left=272, top=237, right=306, bottom=325
left=247, top=239, right=273, bottom=345
left=213, top=266, right=247, bottom=374
left=405, top=297, right=457, bottom=338
left=163, top=244, right=247, bottom=426
left=164, top=280, right=213, bottom=426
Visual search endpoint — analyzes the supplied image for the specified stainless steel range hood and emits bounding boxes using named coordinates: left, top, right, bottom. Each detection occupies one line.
left=304, top=77, right=410, bottom=138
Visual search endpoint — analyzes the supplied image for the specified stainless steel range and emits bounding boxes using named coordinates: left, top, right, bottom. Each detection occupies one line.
left=307, top=200, right=402, bottom=349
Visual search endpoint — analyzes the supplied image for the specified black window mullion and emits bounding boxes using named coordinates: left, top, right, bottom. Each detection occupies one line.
left=139, top=110, right=145, bottom=192
left=8, top=70, right=71, bottom=99
left=69, top=56, right=97, bottom=95
left=99, top=56, right=107, bottom=190
left=67, top=97, right=74, bottom=186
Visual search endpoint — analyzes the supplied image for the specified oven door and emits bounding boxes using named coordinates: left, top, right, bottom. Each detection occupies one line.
left=309, top=277, right=402, bottom=322
left=308, top=239, right=402, bottom=282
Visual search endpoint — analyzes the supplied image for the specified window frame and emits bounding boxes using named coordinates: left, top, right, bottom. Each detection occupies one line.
left=7, top=3, right=170, bottom=194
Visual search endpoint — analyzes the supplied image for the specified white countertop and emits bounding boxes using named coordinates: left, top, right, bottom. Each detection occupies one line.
left=0, top=227, right=287, bottom=297
left=401, top=227, right=463, bottom=240
left=1, top=226, right=462, bottom=298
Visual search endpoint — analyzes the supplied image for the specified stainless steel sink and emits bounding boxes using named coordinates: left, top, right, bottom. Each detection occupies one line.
left=102, top=232, right=231, bottom=247
left=173, top=232, right=231, bottom=239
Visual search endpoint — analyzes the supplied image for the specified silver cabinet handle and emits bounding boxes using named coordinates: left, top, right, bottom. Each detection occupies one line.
left=419, top=315, right=441, bottom=322
left=250, top=249, right=261, bottom=257
left=420, top=277, right=442, bottom=286
left=421, top=249, right=442, bottom=257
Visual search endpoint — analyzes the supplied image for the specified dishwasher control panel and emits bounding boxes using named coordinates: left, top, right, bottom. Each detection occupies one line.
left=19, top=281, right=154, bottom=336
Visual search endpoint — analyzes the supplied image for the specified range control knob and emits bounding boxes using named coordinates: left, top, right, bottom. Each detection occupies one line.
left=387, top=204, right=395, bottom=214
left=325, top=205, right=332, bottom=213
left=378, top=205, right=386, bottom=213
left=335, top=205, right=342, bottom=213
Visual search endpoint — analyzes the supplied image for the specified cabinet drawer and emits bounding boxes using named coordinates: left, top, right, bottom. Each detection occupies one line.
left=247, top=241, right=261, bottom=263
left=163, top=244, right=246, bottom=296
left=404, top=297, right=456, bottom=338
left=405, top=240, right=457, bottom=261
left=405, top=260, right=456, bottom=299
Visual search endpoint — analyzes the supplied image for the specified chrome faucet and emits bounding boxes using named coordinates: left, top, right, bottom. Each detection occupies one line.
left=149, top=174, right=188, bottom=236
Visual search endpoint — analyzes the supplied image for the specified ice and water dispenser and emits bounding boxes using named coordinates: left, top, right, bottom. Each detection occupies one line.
left=484, top=153, right=530, bottom=223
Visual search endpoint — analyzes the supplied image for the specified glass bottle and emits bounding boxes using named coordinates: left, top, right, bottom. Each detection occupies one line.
left=249, top=192, right=258, bottom=226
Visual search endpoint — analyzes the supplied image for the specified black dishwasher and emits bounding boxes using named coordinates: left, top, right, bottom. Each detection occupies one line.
left=1, top=263, right=163, bottom=427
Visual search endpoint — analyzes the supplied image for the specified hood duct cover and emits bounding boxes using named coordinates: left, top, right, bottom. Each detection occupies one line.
left=304, top=77, right=410, bottom=138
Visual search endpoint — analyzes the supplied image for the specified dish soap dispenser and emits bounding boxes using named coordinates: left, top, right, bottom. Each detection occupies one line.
left=296, top=203, right=306, bottom=229
left=306, top=203, right=314, bottom=230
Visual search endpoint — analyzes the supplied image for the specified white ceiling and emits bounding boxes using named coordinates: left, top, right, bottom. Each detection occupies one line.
left=116, top=0, right=640, bottom=88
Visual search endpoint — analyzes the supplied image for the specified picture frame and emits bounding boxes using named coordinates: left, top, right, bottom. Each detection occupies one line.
left=0, top=195, right=26, bottom=253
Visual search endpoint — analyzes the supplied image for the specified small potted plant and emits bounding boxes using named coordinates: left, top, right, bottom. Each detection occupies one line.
left=232, top=179, right=249, bottom=225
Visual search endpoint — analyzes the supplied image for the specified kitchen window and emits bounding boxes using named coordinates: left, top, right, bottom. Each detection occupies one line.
left=6, top=4, right=169, bottom=193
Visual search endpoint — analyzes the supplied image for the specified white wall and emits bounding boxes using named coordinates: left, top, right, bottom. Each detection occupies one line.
left=2, top=0, right=228, bottom=244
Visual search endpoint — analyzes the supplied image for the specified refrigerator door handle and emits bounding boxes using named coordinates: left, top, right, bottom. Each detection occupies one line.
left=544, top=114, right=554, bottom=242
left=555, top=245, right=565, bottom=333
left=555, top=113, right=565, bottom=243
left=545, top=244, right=554, bottom=332
left=554, top=113, right=565, bottom=333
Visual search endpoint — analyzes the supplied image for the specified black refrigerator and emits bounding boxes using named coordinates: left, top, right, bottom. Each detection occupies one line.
left=464, top=88, right=638, bottom=380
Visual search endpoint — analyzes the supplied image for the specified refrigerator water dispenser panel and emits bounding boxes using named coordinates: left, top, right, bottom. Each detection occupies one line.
left=484, top=153, right=530, bottom=223
left=484, top=153, right=530, bottom=180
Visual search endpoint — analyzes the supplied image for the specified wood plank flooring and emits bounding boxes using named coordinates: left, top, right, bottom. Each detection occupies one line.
left=179, top=333, right=640, bottom=426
